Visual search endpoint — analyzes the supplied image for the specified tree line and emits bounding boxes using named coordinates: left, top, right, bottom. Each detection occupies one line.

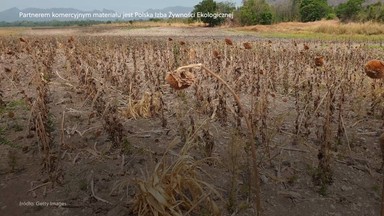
left=1, top=0, right=383, bottom=27
left=192, top=0, right=384, bottom=26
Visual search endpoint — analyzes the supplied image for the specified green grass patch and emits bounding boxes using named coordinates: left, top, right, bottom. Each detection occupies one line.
left=7, top=99, right=27, bottom=109
left=0, top=127, right=20, bottom=147
left=232, top=29, right=384, bottom=42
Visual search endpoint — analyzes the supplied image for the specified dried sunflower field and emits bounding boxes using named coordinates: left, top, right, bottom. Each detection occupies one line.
left=1, top=32, right=384, bottom=216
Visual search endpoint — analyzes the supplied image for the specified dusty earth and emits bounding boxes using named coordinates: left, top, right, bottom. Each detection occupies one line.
left=0, top=26, right=383, bottom=216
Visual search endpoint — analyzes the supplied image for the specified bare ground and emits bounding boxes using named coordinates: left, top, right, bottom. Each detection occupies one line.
left=0, top=26, right=383, bottom=216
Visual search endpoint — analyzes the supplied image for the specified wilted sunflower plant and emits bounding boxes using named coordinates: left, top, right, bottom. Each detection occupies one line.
left=165, top=63, right=263, bottom=215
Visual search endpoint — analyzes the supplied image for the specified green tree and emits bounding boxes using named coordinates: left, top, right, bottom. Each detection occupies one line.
left=335, top=0, right=364, bottom=22
left=192, top=0, right=223, bottom=26
left=217, top=1, right=236, bottom=14
left=237, top=0, right=273, bottom=25
left=363, top=2, right=384, bottom=22
left=273, top=0, right=301, bottom=22
left=300, top=0, right=330, bottom=22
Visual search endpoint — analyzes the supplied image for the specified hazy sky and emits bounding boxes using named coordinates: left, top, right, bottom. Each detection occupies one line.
left=0, top=0, right=242, bottom=12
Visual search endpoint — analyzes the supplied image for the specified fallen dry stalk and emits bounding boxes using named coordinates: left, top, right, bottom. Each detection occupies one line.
left=166, top=63, right=262, bottom=215
left=28, top=182, right=52, bottom=192
left=91, top=174, right=112, bottom=205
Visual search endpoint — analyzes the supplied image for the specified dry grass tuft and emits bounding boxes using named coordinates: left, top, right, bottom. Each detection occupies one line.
left=238, top=20, right=384, bottom=36
left=314, top=21, right=384, bottom=35
left=122, top=92, right=162, bottom=119
left=365, top=59, right=384, bottom=79
left=132, top=155, right=221, bottom=216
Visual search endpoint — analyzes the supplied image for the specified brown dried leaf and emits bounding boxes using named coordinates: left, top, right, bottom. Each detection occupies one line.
left=224, top=38, right=233, bottom=46
left=4, top=67, right=11, bottom=73
left=212, top=50, right=221, bottom=59
left=6, top=50, right=15, bottom=55
left=19, top=37, right=27, bottom=43
left=68, top=36, right=75, bottom=43
left=165, top=69, right=196, bottom=90
left=243, top=42, right=252, bottom=49
left=365, top=59, right=384, bottom=79
left=315, top=56, right=324, bottom=67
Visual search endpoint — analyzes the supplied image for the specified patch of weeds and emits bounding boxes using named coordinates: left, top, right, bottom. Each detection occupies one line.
left=0, top=99, right=27, bottom=116
left=79, top=179, right=88, bottom=191
left=318, top=184, right=328, bottom=196
left=313, top=166, right=333, bottom=185
left=0, top=127, right=18, bottom=148
left=9, top=123, right=23, bottom=132
left=312, top=166, right=333, bottom=196
left=47, top=113, right=55, bottom=132
left=7, top=99, right=26, bottom=109
left=305, top=163, right=331, bottom=196
left=0, top=127, right=11, bottom=146
left=0, top=106, right=5, bottom=115
left=367, top=45, right=384, bottom=51
left=0, top=90, right=5, bottom=110
left=122, top=139, right=133, bottom=155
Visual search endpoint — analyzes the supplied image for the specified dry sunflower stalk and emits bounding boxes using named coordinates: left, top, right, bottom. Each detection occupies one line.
left=378, top=133, right=384, bottom=170
left=165, top=68, right=196, bottom=90
left=188, top=48, right=196, bottom=61
left=164, top=63, right=262, bottom=214
left=365, top=59, right=384, bottom=79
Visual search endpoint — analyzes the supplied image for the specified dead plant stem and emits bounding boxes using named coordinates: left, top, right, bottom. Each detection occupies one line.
left=179, top=64, right=262, bottom=215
